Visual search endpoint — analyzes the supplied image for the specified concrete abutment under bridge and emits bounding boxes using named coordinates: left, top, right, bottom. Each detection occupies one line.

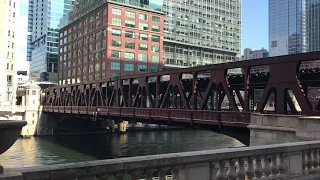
left=249, top=113, right=320, bottom=146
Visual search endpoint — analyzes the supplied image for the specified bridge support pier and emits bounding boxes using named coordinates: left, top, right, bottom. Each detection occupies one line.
left=36, top=112, right=61, bottom=136
left=249, top=114, right=320, bottom=146
left=107, top=119, right=116, bottom=132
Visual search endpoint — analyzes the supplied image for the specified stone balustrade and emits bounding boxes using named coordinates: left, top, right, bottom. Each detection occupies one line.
left=6, top=140, right=320, bottom=180
left=0, top=105, right=25, bottom=112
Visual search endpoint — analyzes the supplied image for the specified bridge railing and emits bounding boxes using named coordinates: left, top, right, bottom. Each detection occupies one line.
left=12, top=140, right=320, bottom=180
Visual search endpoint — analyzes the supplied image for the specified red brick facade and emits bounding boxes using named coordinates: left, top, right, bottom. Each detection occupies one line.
left=58, top=3, right=164, bottom=85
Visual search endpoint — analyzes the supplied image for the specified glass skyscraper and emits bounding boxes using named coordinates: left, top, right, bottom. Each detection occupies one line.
left=269, top=0, right=320, bottom=57
left=163, top=0, right=241, bottom=67
left=28, top=0, right=74, bottom=82
left=306, top=0, right=320, bottom=52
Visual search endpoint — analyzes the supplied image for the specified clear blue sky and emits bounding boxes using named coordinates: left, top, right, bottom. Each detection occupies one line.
left=241, top=0, right=268, bottom=53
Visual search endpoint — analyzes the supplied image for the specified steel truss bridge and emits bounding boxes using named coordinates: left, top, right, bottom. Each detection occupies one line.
left=42, top=52, right=320, bottom=145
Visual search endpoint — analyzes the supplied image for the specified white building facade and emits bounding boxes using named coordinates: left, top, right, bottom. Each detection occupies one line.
left=242, top=48, right=268, bottom=60
left=0, top=0, right=19, bottom=104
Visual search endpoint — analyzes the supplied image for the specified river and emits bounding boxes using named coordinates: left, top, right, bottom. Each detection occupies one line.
left=0, top=130, right=244, bottom=168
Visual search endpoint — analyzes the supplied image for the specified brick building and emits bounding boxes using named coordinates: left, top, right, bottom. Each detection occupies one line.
left=58, top=1, right=164, bottom=85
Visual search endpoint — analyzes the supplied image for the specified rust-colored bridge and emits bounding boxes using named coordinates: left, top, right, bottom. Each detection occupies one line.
left=42, top=52, right=320, bottom=144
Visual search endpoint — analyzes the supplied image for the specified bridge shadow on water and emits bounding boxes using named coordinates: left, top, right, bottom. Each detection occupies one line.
left=38, top=117, right=245, bottom=161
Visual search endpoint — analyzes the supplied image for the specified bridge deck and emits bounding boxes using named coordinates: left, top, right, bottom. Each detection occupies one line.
left=43, top=106, right=250, bottom=128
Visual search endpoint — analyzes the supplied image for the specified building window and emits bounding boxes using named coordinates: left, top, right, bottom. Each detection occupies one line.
left=125, top=31, right=135, bottom=38
left=32, top=90, right=36, bottom=95
left=102, top=29, right=106, bottom=37
left=151, top=25, right=160, bottom=32
left=125, top=20, right=135, bottom=28
left=152, top=16, right=160, bottom=22
left=138, top=54, right=148, bottom=61
left=151, top=56, right=160, bottom=63
left=152, top=46, right=160, bottom=52
left=111, top=50, right=121, bottom=58
left=111, top=62, right=120, bottom=70
left=11, top=64, right=13, bottom=70
left=125, top=52, right=135, bottom=60
left=125, top=42, right=135, bottom=49
left=139, top=14, right=148, bottom=20
left=102, top=62, right=106, bottom=70
left=95, top=63, right=100, bottom=71
left=151, top=35, right=160, bottom=42
left=111, top=73, right=120, bottom=77
left=101, top=50, right=106, bottom=59
left=138, top=64, right=148, bottom=72
left=112, top=40, right=121, bottom=47
left=112, top=8, right=122, bottom=15
left=102, top=73, right=106, bottom=79
left=139, top=33, right=148, bottom=40
left=95, top=74, right=100, bottom=80
left=112, top=29, right=122, bottom=36
left=151, top=66, right=159, bottom=72
left=139, top=23, right=148, bottom=30
left=139, top=44, right=148, bottom=51
left=125, top=11, right=136, bottom=18
left=103, top=9, right=107, bottom=15
left=95, top=32, right=100, bottom=40
left=124, top=63, right=134, bottom=71
left=112, top=18, right=122, bottom=26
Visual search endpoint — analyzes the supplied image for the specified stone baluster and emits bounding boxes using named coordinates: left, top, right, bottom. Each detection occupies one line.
left=129, top=172, right=140, bottom=180
left=316, top=150, right=320, bottom=170
left=210, top=162, right=219, bottom=180
left=236, top=158, right=246, bottom=180
left=145, top=170, right=154, bottom=180
left=114, top=173, right=124, bottom=180
left=270, top=154, right=278, bottom=177
left=262, top=156, right=271, bottom=179
left=227, top=159, right=237, bottom=180
left=312, top=149, right=319, bottom=171
left=307, top=150, right=313, bottom=171
left=278, top=154, right=286, bottom=176
left=254, top=156, right=263, bottom=180
left=246, top=157, right=255, bottom=180
left=158, top=169, right=167, bottom=180
left=171, top=167, right=180, bottom=180
left=302, top=151, right=307, bottom=174
left=216, top=160, right=227, bottom=180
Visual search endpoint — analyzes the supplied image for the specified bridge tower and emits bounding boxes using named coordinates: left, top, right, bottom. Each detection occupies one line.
left=21, top=81, right=41, bottom=137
